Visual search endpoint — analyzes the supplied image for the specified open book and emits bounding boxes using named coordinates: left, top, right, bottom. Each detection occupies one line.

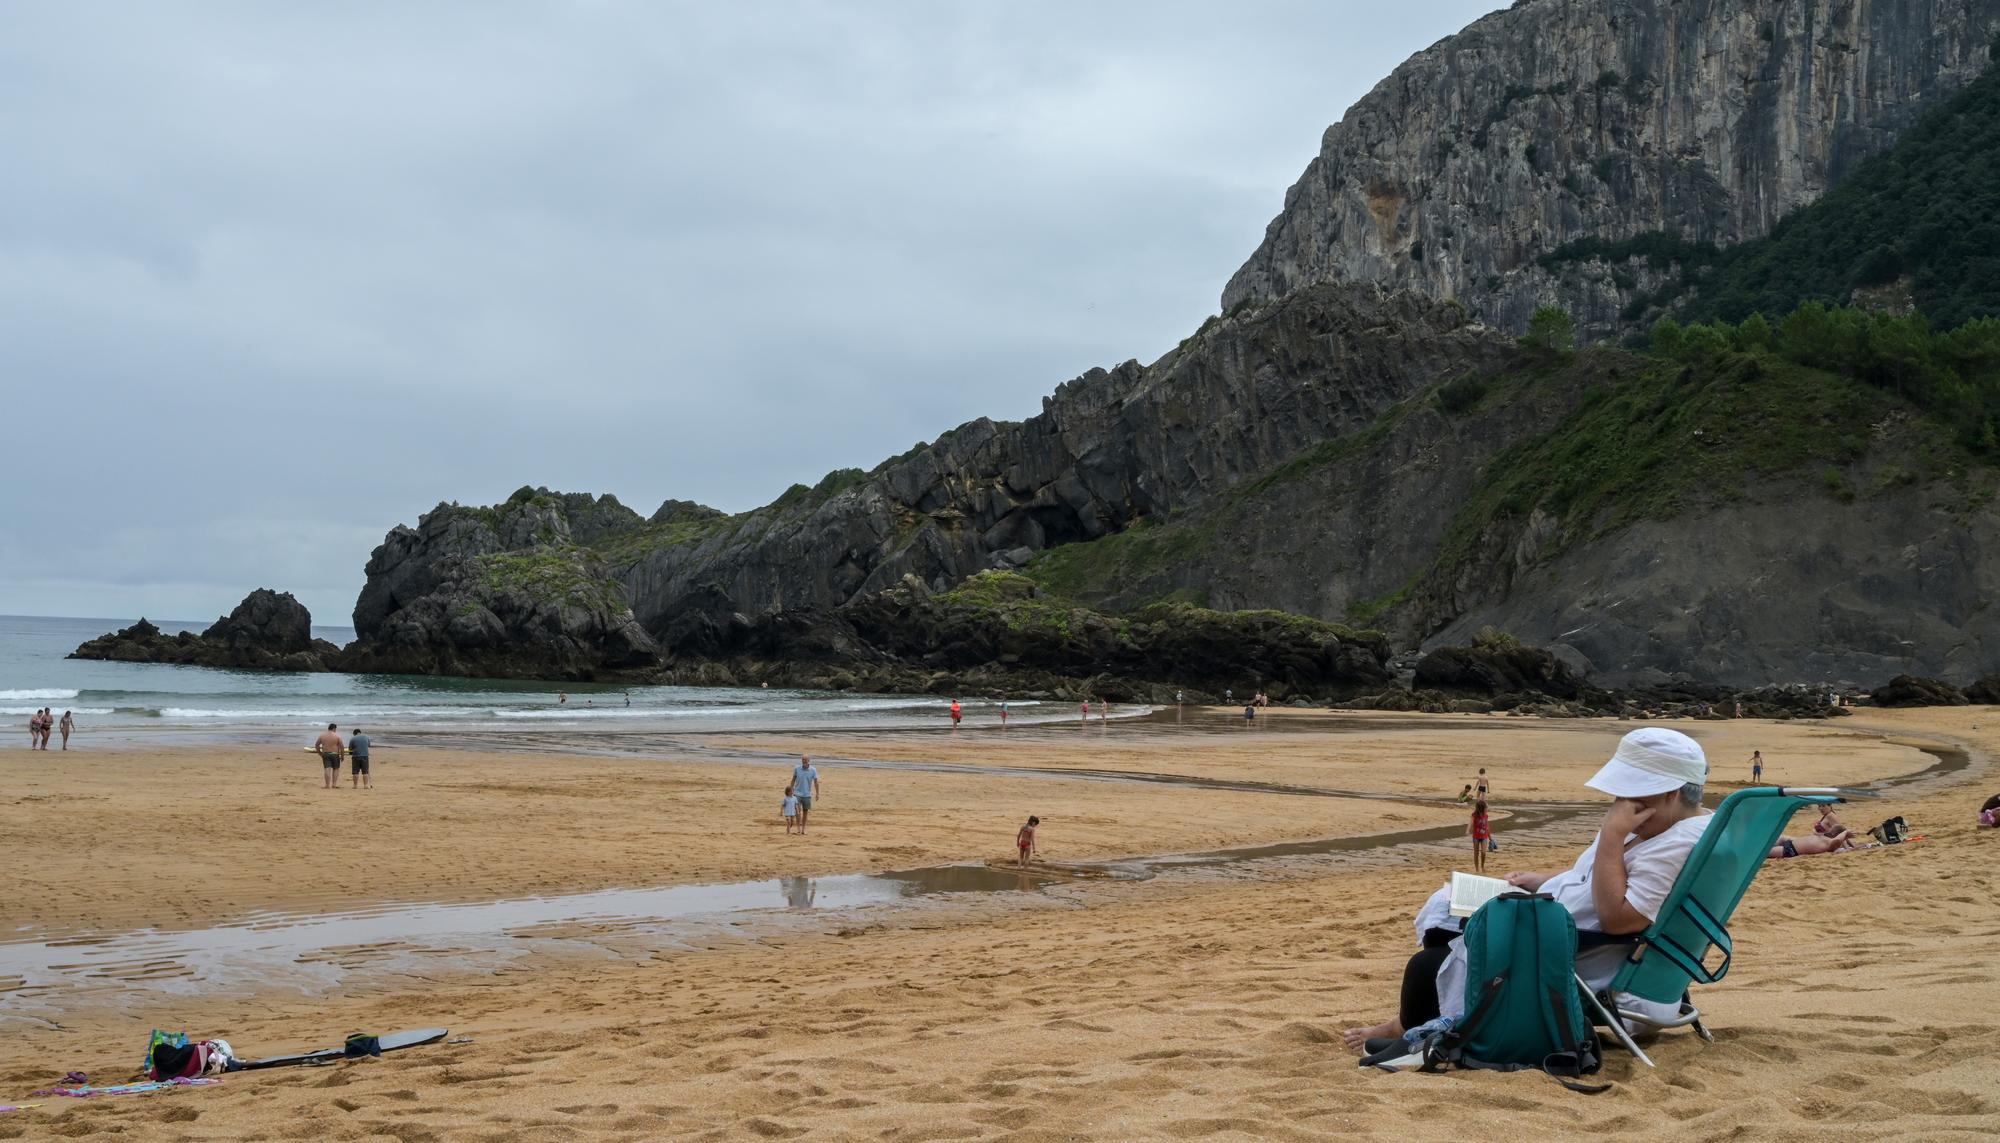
left=1447, top=871, right=1515, bottom=917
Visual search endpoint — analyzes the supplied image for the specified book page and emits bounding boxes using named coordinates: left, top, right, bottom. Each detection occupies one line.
left=1447, top=871, right=1514, bottom=917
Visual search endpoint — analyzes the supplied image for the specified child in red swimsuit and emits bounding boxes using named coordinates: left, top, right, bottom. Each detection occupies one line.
left=1016, top=815, right=1039, bottom=868
left=1469, top=800, right=1491, bottom=874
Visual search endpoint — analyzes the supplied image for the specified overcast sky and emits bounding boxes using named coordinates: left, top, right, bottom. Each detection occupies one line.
left=0, top=1, right=1503, bottom=624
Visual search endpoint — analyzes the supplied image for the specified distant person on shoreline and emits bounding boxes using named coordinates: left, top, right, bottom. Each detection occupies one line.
left=313, top=723, right=344, bottom=790
left=999, top=702, right=1008, bottom=726
left=1468, top=799, right=1491, bottom=874
left=1751, top=750, right=1764, bottom=783
left=349, top=727, right=373, bottom=790
left=1079, top=700, right=1089, bottom=722
left=782, top=785, right=799, bottom=835
left=59, top=710, right=74, bottom=750
left=558, top=692, right=567, bottom=705
left=791, top=755, right=821, bottom=835
left=949, top=699, right=962, bottom=727
left=1016, top=815, right=1039, bottom=868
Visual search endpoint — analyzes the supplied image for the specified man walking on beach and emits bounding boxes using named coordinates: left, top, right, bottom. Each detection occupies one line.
left=791, top=755, right=821, bottom=835
left=314, top=723, right=344, bottom=790
left=349, top=727, right=373, bottom=790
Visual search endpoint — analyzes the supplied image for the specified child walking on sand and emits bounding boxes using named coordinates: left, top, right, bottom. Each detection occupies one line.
left=782, top=786, right=799, bottom=835
left=1468, top=799, right=1491, bottom=874
left=1016, top=815, right=1039, bottom=868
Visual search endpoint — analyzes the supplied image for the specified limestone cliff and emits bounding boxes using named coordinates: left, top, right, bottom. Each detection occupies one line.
left=344, top=283, right=1507, bottom=680
left=341, top=489, right=659, bottom=680
left=1223, top=0, right=2000, bottom=337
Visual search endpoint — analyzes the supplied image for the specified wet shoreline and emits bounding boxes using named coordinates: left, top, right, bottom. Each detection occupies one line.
left=0, top=720, right=1971, bottom=1022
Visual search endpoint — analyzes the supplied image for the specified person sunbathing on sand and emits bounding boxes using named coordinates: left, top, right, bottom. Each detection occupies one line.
left=1342, top=727, right=1712, bottom=1053
left=1771, top=831, right=1857, bottom=858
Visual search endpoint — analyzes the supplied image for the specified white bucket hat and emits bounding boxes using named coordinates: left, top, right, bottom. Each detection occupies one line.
left=1585, top=727, right=1708, bottom=798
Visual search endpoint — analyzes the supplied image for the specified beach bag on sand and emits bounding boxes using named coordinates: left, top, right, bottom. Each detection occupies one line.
left=1424, top=894, right=1605, bottom=1092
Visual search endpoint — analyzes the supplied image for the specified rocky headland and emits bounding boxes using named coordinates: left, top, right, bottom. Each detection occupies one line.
left=69, top=590, right=341, bottom=672
left=84, top=0, right=2000, bottom=699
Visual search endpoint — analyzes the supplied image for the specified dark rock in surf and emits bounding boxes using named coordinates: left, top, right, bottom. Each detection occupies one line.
left=68, top=589, right=341, bottom=672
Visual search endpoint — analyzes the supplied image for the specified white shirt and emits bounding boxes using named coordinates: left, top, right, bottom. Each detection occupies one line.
left=792, top=765, right=818, bottom=797
left=1432, top=811, right=1711, bottom=1022
left=782, top=795, right=799, bottom=816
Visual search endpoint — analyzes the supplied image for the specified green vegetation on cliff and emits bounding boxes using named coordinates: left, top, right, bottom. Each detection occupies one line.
left=475, top=550, right=629, bottom=612
left=1024, top=518, right=1216, bottom=607
left=1543, top=49, right=2000, bottom=331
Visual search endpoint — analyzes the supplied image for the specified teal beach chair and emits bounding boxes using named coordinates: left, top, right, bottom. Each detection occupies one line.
left=1577, top=786, right=1869, bottom=1066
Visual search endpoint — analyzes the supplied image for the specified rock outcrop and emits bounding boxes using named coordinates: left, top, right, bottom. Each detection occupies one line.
left=1869, top=674, right=1969, bottom=707
left=70, top=590, right=341, bottom=671
left=1223, top=0, right=2000, bottom=338
left=348, top=284, right=1507, bottom=677
left=653, top=572, right=1393, bottom=703
left=1413, top=632, right=1583, bottom=698
left=1965, top=675, right=2000, bottom=704
left=340, top=488, right=658, bottom=680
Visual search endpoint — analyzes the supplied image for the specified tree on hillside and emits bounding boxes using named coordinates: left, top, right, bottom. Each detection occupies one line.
left=1523, top=305, right=1576, bottom=352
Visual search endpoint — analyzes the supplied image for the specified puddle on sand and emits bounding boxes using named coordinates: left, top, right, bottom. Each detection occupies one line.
left=0, top=864, right=1056, bottom=1017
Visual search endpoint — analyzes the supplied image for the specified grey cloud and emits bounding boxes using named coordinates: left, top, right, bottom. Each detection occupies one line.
left=0, top=1, right=1504, bottom=623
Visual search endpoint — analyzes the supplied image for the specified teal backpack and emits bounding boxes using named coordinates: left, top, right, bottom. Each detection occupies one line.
left=1429, top=893, right=1606, bottom=1091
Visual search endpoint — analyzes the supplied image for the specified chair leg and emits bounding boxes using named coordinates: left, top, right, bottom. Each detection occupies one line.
left=1576, top=975, right=1655, bottom=1068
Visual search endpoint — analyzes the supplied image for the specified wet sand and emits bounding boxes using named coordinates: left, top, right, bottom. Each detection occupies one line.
left=1, top=708, right=1992, bottom=1141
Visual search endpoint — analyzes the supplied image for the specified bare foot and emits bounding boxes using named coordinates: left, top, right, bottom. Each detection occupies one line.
left=1340, top=1019, right=1402, bottom=1053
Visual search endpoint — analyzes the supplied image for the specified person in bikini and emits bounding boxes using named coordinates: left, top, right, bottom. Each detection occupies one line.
left=58, top=710, right=74, bottom=749
left=1016, top=815, right=1039, bottom=868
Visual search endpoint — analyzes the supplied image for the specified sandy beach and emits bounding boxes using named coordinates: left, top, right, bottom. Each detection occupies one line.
left=1, top=708, right=1993, bottom=1141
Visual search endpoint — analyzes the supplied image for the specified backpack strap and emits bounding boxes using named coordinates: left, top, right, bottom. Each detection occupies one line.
left=1542, top=984, right=1610, bottom=1094
left=1452, top=972, right=1510, bottom=1046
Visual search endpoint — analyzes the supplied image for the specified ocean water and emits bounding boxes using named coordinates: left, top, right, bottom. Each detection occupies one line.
left=0, top=615, right=1052, bottom=739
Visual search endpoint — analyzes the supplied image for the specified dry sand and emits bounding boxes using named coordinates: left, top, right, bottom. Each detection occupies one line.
left=1, top=708, right=1993, bottom=1141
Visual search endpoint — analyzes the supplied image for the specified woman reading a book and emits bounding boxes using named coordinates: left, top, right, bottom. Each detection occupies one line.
left=1341, top=727, right=1712, bottom=1053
